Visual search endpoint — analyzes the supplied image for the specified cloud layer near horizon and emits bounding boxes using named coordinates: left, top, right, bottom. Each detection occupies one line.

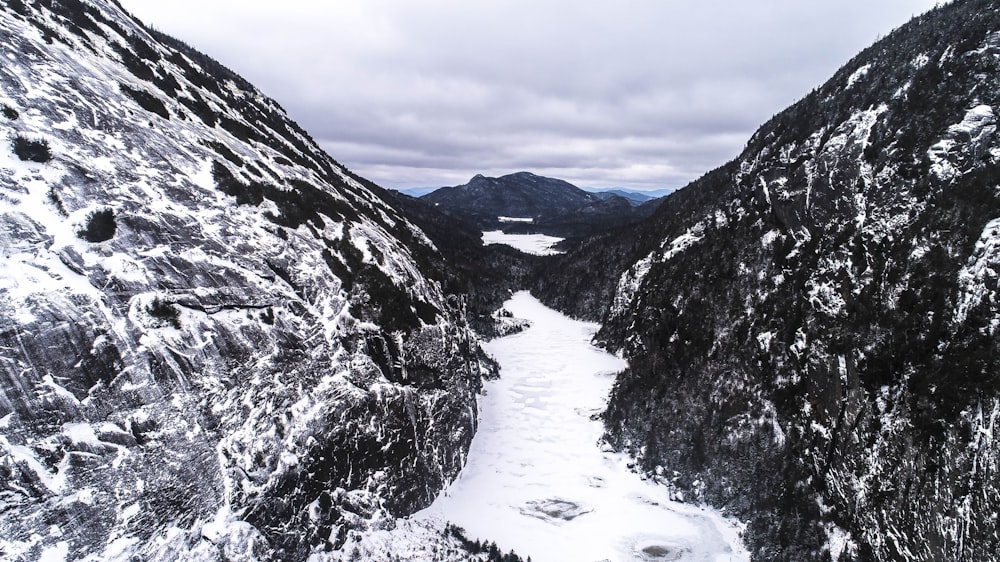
left=119, top=1, right=943, bottom=190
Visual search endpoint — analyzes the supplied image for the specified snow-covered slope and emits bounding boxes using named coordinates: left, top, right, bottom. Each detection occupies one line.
left=534, top=1, right=1000, bottom=560
left=0, top=1, right=493, bottom=560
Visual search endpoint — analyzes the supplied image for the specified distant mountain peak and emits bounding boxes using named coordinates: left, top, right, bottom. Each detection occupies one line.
left=421, top=171, right=661, bottom=237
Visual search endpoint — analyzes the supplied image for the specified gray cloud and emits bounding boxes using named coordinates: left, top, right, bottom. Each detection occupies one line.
left=119, top=0, right=945, bottom=190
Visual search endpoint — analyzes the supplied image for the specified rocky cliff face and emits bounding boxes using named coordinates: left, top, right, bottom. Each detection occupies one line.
left=539, top=1, right=1000, bottom=560
left=0, top=1, right=493, bottom=560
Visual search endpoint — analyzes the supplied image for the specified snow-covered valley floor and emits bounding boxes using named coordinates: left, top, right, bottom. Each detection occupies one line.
left=414, top=292, right=748, bottom=562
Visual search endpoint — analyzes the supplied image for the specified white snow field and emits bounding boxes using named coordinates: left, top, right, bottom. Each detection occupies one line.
left=481, top=230, right=565, bottom=255
left=415, top=292, right=748, bottom=562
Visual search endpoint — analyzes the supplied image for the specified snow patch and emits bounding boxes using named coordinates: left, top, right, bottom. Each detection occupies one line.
left=761, top=229, right=782, bottom=248
left=90, top=536, right=139, bottom=561
left=39, top=541, right=69, bottom=562
left=825, top=525, right=855, bottom=561
left=98, top=253, right=150, bottom=284
left=610, top=251, right=655, bottom=320
left=956, top=217, right=1000, bottom=330
left=0, top=435, right=66, bottom=492
left=846, top=64, right=871, bottom=88
left=807, top=279, right=847, bottom=318
left=661, top=222, right=705, bottom=262
left=756, top=331, right=775, bottom=353
left=928, top=104, right=996, bottom=181
left=823, top=105, right=887, bottom=154
left=481, top=230, right=564, bottom=255
left=62, top=423, right=100, bottom=447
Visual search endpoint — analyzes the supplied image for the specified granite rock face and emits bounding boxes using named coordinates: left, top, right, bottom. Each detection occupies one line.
left=0, top=1, right=492, bottom=560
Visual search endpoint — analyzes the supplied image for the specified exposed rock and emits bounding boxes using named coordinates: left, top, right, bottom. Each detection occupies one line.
left=0, top=1, right=492, bottom=560
left=536, top=1, right=1000, bottom=560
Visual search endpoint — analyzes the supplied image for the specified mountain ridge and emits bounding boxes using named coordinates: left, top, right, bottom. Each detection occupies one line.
left=590, top=189, right=655, bottom=205
left=533, top=1, right=1000, bottom=560
left=423, top=171, right=600, bottom=221
left=422, top=171, right=662, bottom=238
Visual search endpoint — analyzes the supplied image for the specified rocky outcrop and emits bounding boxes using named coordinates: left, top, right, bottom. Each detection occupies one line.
left=0, top=1, right=492, bottom=560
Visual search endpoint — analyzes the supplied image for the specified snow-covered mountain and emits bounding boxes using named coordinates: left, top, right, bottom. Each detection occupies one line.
left=535, top=1, right=1000, bottom=560
left=0, top=1, right=499, bottom=560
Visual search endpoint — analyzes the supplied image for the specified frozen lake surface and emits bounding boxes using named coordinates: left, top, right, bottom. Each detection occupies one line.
left=481, top=230, right=564, bottom=255
left=416, top=292, right=748, bottom=562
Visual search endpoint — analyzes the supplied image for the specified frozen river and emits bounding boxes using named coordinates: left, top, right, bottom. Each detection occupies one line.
left=416, top=292, right=748, bottom=562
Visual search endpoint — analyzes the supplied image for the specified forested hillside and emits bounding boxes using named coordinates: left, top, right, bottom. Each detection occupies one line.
left=535, top=1, right=1000, bottom=559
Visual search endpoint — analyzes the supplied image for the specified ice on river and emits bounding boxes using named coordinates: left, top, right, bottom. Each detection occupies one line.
left=416, top=292, right=748, bottom=562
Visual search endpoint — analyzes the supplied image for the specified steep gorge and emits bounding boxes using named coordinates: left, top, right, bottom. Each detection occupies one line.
left=4, top=0, right=1000, bottom=561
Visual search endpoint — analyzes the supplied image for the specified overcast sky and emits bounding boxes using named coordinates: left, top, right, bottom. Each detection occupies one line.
left=117, top=1, right=944, bottom=191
